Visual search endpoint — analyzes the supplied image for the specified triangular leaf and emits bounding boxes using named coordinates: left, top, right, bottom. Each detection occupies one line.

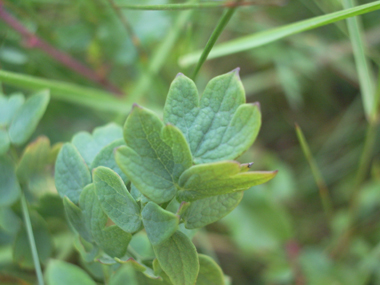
left=72, top=123, right=123, bottom=166
left=93, top=166, right=141, bottom=234
left=45, top=260, right=96, bottom=285
left=0, top=92, right=24, bottom=127
left=196, top=254, right=225, bottom=285
left=80, top=184, right=131, bottom=258
left=55, top=143, right=91, bottom=204
left=0, top=155, right=21, bottom=207
left=91, top=138, right=129, bottom=184
left=164, top=70, right=261, bottom=164
left=153, top=231, right=199, bottom=285
left=8, top=90, right=50, bottom=145
left=115, top=105, right=192, bottom=204
left=142, top=202, right=179, bottom=246
left=178, top=161, right=277, bottom=201
left=183, top=192, right=243, bottom=229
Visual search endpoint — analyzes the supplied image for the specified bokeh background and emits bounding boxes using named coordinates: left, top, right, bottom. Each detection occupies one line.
left=1, top=0, right=380, bottom=284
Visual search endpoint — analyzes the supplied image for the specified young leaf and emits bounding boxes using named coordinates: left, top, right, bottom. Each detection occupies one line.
left=63, top=196, right=92, bottom=242
left=0, top=128, right=10, bottom=155
left=80, top=184, right=131, bottom=258
left=163, top=70, right=261, bottom=164
left=153, top=231, right=199, bottom=285
left=91, top=138, right=129, bottom=184
left=45, top=260, right=96, bottom=285
left=55, top=143, right=91, bottom=204
left=16, top=136, right=61, bottom=195
left=142, top=202, right=179, bottom=246
left=196, top=254, right=225, bottom=285
left=0, top=155, right=21, bottom=206
left=72, top=123, right=123, bottom=166
left=93, top=166, right=142, bottom=234
left=0, top=92, right=24, bottom=127
left=178, top=161, right=278, bottom=201
left=8, top=90, right=50, bottom=145
left=182, top=192, right=243, bottom=229
left=115, top=105, right=192, bottom=204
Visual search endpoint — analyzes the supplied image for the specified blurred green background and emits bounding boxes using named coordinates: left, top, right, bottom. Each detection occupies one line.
left=1, top=0, right=380, bottom=284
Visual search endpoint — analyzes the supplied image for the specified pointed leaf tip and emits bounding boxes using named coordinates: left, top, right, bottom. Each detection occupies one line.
left=230, top=67, right=241, bottom=79
left=176, top=72, right=184, bottom=78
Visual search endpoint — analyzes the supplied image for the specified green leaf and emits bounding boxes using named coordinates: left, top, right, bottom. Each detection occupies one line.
left=142, top=202, right=179, bottom=246
left=196, top=254, right=225, bottom=285
left=0, top=207, right=21, bottom=235
left=0, top=92, right=24, bottom=127
left=115, top=257, right=160, bottom=280
left=109, top=265, right=139, bottom=285
left=16, top=136, right=61, bottom=195
left=93, top=166, right=141, bottom=234
left=63, top=196, right=92, bottom=242
left=55, top=143, right=91, bottom=204
left=179, top=1, right=380, bottom=65
left=72, top=123, right=123, bottom=166
left=153, top=231, right=199, bottom=285
left=13, top=212, right=52, bottom=269
left=74, top=236, right=99, bottom=263
left=182, top=192, right=243, bottom=229
left=164, top=70, right=261, bottom=164
left=45, top=260, right=96, bottom=285
left=130, top=183, right=150, bottom=204
left=0, top=128, right=10, bottom=155
left=91, top=138, right=129, bottom=184
left=0, top=155, right=21, bottom=207
left=8, top=90, right=50, bottom=146
left=80, top=184, right=131, bottom=258
left=116, top=105, right=192, bottom=204
left=178, top=161, right=278, bottom=201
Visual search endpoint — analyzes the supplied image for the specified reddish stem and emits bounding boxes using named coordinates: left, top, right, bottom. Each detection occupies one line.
left=0, top=1, right=123, bottom=95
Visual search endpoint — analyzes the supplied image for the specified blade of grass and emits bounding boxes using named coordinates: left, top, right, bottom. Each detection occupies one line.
left=21, top=193, right=44, bottom=285
left=192, top=0, right=241, bottom=79
left=295, top=124, right=333, bottom=220
left=118, top=1, right=285, bottom=11
left=0, top=70, right=130, bottom=113
left=179, top=0, right=380, bottom=66
left=343, top=0, right=376, bottom=122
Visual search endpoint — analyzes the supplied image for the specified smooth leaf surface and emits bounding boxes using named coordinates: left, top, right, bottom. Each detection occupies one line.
left=91, top=138, right=129, bottom=183
left=0, top=128, right=10, bottom=155
left=116, top=105, right=192, bottom=204
left=17, top=136, right=61, bottom=195
left=72, top=123, right=123, bottom=166
left=196, top=254, right=225, bottom=285
left=0, top=207, right=21, bottom=235
left=80, top=184, right=131, bottom=258
left=13, top=212, right=52, bottom=269
left=164, top=70, right=261, bottom=164
left=0, top=92, right=24, bottom=127
left=153, top=231, right=199, bottom=285
left=63, top=196, right=92, bottom=242
left=0, top=155, right=21, bottom=206
left=178, top=161, right=278, bottom=201
left=55, top=143, right=91, bottom=204
left=183, top=192, right=243, bottom=229
left=142, top=202, right=179, bottom=246
left=93, top=166, right=141, bottom=233
left=8, top=90, right=50, bottom=145
left=45, top=260, right=96, bottom=285
left=74, top=236, right=99, bottom=263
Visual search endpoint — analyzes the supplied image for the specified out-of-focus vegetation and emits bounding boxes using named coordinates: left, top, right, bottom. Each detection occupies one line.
left=0, top=0, right=380, bottom=284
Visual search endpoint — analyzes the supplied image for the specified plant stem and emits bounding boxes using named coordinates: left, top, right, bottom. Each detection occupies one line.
left=21, top=192, right=44, bottom=285
left=127, top=245, right=144, bottom=262
left=102, top=263, right=110, bottom=284
left=118, top=0, right=285, bottom=10
left=191, top=0, right=241, bottom=80
left=0, top=1, right=123, bottom=95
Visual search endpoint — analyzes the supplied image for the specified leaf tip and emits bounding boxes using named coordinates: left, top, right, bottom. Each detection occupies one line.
left=252, top=101, right=261, bottom=112
left=230, top=67, right=241, bottom=80
left=175, top=72, right=184, bottom=78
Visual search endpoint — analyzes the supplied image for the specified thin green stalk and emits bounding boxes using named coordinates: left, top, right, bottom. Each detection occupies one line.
left=343, top=0, right=376, bottom=122
left=102, top=263, right=110, bottom=284
left=118, top=1, right=284, bottom=11
left=21, top=193, right=44, bottom=285
left=127, top=245, right=144, bottom=262
left=295, top=124, right=333, bottom=220
left=192, top=1, right=239, bottom=80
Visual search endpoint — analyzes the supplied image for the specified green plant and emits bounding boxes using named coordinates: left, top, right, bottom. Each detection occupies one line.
left=54, top=69, right=277, bottom=284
